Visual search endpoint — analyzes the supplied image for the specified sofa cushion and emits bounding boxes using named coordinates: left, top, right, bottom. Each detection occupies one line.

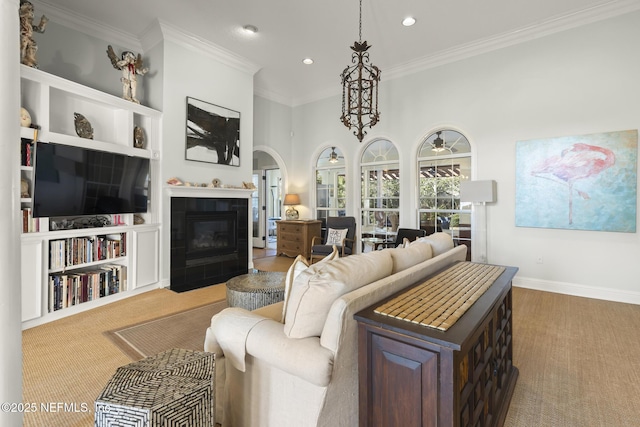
left=284, top=250, right=393, bottom=339
left=388, top=242, right=433, bottom=274
left=281, top=247, right=338, bottom=322
left=411, top=232, right=454, bottom=256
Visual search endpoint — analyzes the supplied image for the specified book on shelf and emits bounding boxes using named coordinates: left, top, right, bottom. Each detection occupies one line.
left=48, top=233, right=126, bottom=269
left=48, top=264, right=127, bottom=312
left=22, top=208, right=40, bottom=233
left=21, top=138, right=34, bottom=167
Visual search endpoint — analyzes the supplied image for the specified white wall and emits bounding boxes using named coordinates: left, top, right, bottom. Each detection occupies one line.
left=274, top=11, right=640, bottom=302
left=154, top=28, right=256, bottom=285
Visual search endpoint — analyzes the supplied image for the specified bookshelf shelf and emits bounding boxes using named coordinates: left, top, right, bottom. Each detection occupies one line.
left=19, top=66, right=163, bottom=329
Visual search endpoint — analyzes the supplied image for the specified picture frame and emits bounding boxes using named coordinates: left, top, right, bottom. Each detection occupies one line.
left=185, top=97, right=240, bottom=166
left=515, top=129, right=637, bottom=232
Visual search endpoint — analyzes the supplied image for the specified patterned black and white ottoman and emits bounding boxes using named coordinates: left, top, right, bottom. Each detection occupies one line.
left=226, top=270, right=286, bottom=311
left=95, top=348, right=215, bottom=427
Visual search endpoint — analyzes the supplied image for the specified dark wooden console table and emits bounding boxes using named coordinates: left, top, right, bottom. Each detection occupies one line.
left=355, top=262, right=519, bottom=427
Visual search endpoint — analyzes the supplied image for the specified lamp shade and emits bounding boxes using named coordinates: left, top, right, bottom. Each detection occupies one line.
left=460, top=180, right=497, bottom=203
left=283, top=193, right=301, bottom=205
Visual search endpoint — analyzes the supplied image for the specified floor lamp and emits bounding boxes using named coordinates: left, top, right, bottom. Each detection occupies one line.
left=460, top=180, right=496, bottom=263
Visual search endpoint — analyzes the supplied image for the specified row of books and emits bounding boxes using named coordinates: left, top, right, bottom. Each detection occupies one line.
left=48, top=265, right=127, bottom=312
left=49, top=233, right=127, bottom=270
left=22, top=208, right=41, bottom=233
left=21, top=138, right=34, bottom=167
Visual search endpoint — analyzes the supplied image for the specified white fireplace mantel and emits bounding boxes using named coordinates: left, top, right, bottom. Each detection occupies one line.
left=164, top=185, right=254, bottom=199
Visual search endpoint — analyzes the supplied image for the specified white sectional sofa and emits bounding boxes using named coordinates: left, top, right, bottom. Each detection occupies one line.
left=204, top=232, right=467, bottom=426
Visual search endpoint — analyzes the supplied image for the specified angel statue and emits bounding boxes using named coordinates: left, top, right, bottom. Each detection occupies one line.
left=106, top=45, right=149, bottom=104
left=19, top=0, right=48, bottom=68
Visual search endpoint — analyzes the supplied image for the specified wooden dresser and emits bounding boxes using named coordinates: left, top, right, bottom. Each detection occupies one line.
left=276, top=220, right=321, bottom=259
left=355, top=262, right=519, bottom=427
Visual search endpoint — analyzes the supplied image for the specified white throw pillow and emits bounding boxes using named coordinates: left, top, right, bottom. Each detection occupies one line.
left=325, top=228, right=348, bottom=246
left=410, top=232, right=454, bottom=256
left=281, top=246, right=338, bottom=322
left=284, top=250, right=393, bottom=339
left=388, top=242, right=433, bottom=274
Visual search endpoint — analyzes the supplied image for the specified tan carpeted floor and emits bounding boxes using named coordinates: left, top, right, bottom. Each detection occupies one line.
left=105, top=300, right=228, bottom=360
left=22, top=283, right=226, bottom=427
left=22, top=257, right=640, bottom=426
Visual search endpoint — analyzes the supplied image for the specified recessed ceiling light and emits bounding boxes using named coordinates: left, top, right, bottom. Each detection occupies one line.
left=302, top=58, right=314, bottom=65
left=242, top=25, right=258, bottom=34
left=402, top=17, right=416, bottom=27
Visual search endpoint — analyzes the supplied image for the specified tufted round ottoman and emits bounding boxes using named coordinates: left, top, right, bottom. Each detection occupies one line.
left=225, top=270, right=286, bottom=311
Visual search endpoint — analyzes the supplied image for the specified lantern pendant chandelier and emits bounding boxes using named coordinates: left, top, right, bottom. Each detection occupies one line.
left=340, top=0, right=381, bottom=142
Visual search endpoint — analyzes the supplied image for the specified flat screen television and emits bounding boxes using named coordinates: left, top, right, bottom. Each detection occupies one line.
left=32, top=142, right=150, bottom=218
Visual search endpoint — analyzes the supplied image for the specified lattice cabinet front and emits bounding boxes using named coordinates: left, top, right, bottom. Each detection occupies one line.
left=458, top=288, right=513, bottom=427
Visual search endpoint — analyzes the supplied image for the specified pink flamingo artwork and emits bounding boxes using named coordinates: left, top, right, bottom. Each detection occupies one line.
left=531, top=143, right=615, bottom=225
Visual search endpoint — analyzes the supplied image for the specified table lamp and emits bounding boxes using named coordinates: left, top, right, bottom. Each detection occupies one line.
left=283, top=193, right=301, bottom=220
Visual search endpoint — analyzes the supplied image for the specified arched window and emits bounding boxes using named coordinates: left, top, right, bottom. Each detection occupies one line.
left=360, top=139, right=400, bottom=251
left=417, top=130, right=472, bottom=258
left=315, top=146, right=347, bottom=222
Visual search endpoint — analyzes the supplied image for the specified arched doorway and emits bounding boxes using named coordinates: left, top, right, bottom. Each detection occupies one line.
left=252, top=149, right=285, bottom=251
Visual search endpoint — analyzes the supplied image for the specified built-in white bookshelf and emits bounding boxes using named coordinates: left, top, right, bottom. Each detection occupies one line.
left=19, top=65, right=162, bottom=329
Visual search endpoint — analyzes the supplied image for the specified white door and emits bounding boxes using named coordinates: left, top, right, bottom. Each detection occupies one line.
left=252, top=171, right=266, bottom=248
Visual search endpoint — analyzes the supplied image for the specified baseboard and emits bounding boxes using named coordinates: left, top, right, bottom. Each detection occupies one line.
left=513, top=276, right=640, bottom=305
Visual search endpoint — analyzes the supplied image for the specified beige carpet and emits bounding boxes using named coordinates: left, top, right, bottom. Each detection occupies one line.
left=22, top=284, right=226, bottom=427
left=21, top=259, right=640, bottom=426
left=105, top=300, right=227, bottom=360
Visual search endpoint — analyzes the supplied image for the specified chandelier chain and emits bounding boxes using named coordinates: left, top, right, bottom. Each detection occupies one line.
left=359, top=0, right=362, bottom=42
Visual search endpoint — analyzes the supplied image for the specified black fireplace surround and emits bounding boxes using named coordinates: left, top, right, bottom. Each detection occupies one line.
left=171, top=197, right=249, bottom=292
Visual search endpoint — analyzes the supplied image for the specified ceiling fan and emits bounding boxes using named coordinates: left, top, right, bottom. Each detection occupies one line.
left=431, top=131, right=458, bottom=153
left=327, top=147, right=344, bottom=163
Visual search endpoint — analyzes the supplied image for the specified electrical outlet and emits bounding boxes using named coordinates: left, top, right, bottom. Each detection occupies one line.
left=536, top=256, right=543, bottom=264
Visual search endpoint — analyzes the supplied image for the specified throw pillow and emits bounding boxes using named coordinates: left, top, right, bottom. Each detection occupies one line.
left=281, top=246, right=338, bottom=322
left=284, top=250, right=393, bottom=339
left=325, top=228, right=348, bottom=246
left=410, top=232, right=454, bottom=256
left=388, top=242, right=433, bottom=274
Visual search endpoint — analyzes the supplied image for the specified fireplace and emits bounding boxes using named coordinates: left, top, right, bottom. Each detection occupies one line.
left=186, top=212, right=237, bottom=263
left=171, top=196, right=249, bottom=293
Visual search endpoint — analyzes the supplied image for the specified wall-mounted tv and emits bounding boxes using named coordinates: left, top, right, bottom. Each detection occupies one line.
left=32, top=142, right=150, bottom=218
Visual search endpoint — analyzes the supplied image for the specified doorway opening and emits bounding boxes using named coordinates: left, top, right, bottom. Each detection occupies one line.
left=253, top=150, right=282, bottom=255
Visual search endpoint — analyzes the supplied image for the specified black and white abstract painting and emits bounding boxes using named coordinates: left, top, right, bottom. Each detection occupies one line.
left=186, top=97, right=240, bottom=166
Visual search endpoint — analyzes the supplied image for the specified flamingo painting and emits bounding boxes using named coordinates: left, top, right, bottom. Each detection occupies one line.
left=515, top=130, right=637, bottom=232
left=531, top=143, right=615, bottom=224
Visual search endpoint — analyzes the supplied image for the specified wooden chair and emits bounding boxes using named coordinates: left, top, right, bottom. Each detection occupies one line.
left=310, top=216, right=356, bottom=263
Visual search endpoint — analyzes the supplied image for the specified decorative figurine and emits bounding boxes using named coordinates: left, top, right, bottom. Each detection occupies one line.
left=19, top=0, right=48, bottom=68
left=106, top=45, right=149, bottom=104
left=21, top=179, right=29, bottom=198
left=133, top=126, right=145, bottom=148
left=74, top=112, right=94, bottom=139
left=166, top=177, right=184, bottom=186
left=20, top=107, right=31, bottom=127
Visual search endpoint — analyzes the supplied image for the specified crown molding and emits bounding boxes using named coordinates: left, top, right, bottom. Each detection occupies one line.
left=254, top=86, right=295, bottom=107
left=32, top=2, right=260, bottom=76
left=33, top=0, right=142, bottom=52
left=153, top=20, right=261, bottom=76
left=289, top=0, right=640, bottom=108
left=384, top=0, right=640, bottom=84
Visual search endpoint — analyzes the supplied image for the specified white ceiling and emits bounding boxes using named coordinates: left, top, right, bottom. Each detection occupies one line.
left=35, top=0, right=640, bottom=106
